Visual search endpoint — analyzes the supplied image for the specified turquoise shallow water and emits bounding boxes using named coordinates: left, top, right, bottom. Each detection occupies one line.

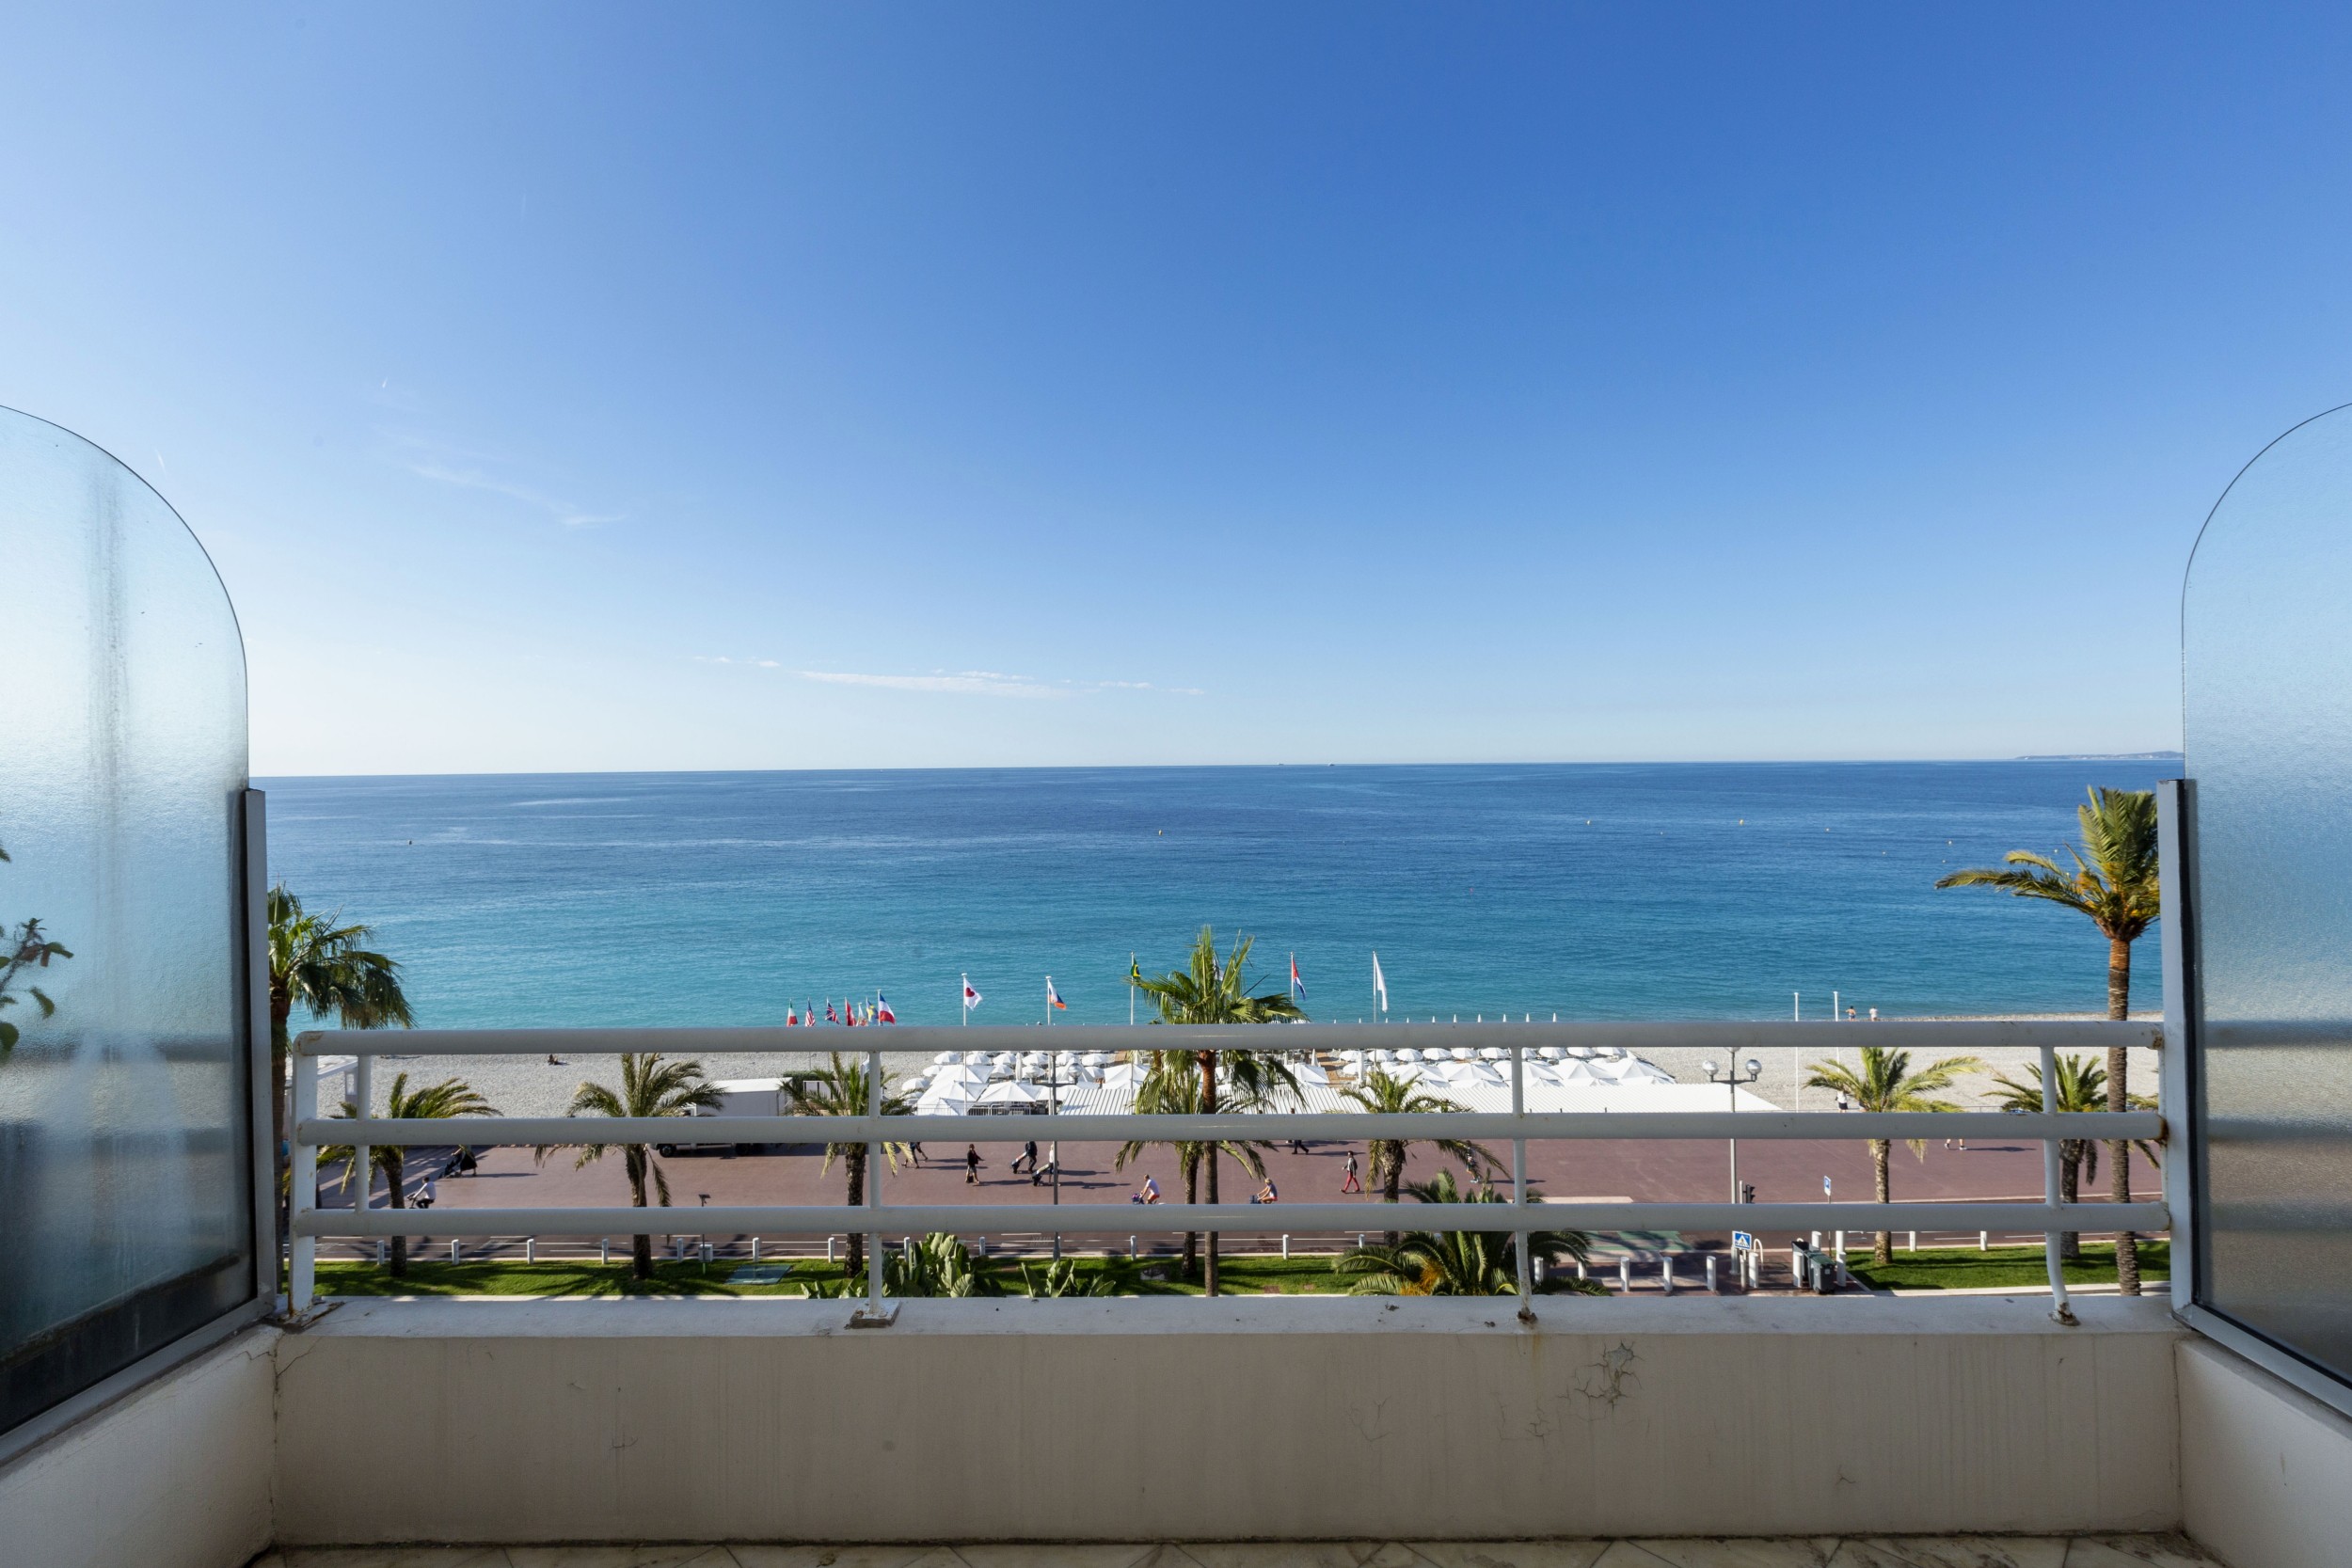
left=258, top=761, right=2169, bottom=1029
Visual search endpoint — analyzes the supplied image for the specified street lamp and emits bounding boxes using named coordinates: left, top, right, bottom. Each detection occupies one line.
left=1701, top=1057, right=1765, bottom=1204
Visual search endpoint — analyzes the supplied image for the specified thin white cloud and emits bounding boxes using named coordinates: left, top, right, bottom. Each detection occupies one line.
left=794, top=669, right=1067, bottom=699
left=405, top=457, right=620, bottom=529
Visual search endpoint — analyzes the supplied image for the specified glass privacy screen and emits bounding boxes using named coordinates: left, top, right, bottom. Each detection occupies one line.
left=2185, top=403, right=2352, bottom=1382
left=0, top=407, right=254, bottom=1434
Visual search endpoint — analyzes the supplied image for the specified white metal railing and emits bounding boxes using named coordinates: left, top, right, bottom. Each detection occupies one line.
left=288, top=1020, right=2167, bottom=1324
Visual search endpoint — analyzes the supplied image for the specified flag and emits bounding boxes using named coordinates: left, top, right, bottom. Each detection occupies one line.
left=786, top=1007, right=798, bottom=1027
left=963, top=979, right=983, bottom=1012
left=876, top=993, right=897, bottom=1023
left=1128, top=956, right=1142, bottom=987
left=826, top=1000, right=840, bottom=1025
left=1047, top=976, right=1068, bottom=1011
left=1372, top=952, right=1388, bottom=1014
left=1290, top=954, right=1304, bottom=998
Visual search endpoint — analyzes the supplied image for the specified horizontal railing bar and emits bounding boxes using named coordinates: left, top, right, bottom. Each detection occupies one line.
left=295, top=1199, right=2170, bottom=1239
left=294, top=1019, right=2161, bottom=1057
left=300, top=1109, right=2166, bottom=1147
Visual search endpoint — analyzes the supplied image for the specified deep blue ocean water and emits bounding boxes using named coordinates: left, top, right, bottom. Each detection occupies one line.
left=257, top=762, right=2170, bottom=1029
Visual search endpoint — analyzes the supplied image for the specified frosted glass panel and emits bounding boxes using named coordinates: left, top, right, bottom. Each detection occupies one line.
left=0, top=408, right=252, bottom=1434
left=2185, top=404, right=2352, bottom=1381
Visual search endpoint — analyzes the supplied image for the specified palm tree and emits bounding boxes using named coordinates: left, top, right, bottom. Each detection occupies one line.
left=784, top=1053, right=914, bottom=1281
left=1339, top=1066, right=1501, bottom=1244
left=0, top=842, right=72, bottom=1066
left=1987, top=1054, right=2106, bottom=1260
left=267, top=886, right=413, bottom=1257
left=1804, top=1045, right=1981, bottom=1266
left=1131, top=927, right=1303, bottom=1295
left=317, top=1072, right=497, bottom=1277
left=548, top=1053, right=722, bottom=1280
left=1331, top=1169, right=1589, bottom=1295
left=1113, top=1053, right=1276, bottom=1282
left=1936, top=785, right=2159, bottom=1292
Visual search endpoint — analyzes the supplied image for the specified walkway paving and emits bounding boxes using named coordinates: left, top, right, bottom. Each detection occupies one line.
left=255, top=1534, right=2222, bottom=1567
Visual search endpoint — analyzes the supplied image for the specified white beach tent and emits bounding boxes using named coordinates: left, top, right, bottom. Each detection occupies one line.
left=975, top=1079, right=1049, bottom=1111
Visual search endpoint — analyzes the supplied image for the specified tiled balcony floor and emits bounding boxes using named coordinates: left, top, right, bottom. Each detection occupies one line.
left=253, top=1535, right=2223, bottom=1568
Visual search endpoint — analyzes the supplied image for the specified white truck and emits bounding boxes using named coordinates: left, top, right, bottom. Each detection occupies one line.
left=656, top=1078, right=794, bottom=1156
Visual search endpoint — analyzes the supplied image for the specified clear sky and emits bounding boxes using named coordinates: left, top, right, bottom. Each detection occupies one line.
left=5, top=5, right=2346, bottom=775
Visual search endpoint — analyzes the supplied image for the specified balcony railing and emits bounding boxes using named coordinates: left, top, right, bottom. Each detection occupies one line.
left=288, top=1019, right=2166, bottom=1324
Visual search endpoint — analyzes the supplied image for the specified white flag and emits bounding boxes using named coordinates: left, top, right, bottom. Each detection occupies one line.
left=1372, top=952, right=1388, bottom=1014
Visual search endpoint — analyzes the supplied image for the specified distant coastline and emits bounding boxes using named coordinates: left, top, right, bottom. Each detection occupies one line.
left=2012, top=751, right=2182, bottom=762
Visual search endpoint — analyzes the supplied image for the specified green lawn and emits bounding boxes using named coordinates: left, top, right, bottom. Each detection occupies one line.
left=1846, top=1240, right=2169, bottom=1291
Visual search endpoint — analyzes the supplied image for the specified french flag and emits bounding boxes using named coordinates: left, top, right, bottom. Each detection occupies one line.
left=876, top=993, right=897, bottom=1023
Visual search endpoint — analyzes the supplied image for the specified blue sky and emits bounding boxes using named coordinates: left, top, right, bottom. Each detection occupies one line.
left=4, top=5, right=2347, bottom=774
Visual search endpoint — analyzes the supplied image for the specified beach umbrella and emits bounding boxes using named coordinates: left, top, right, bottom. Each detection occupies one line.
left=1394, top=1048, right=1422, bottom=1064
left=1477, top=1047, right=1506, bottom=1061
left=934, top=1052, right=961, bottom=1066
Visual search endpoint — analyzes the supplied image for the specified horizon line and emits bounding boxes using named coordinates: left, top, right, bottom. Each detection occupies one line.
left=250, top=752, right=2185, bottom=784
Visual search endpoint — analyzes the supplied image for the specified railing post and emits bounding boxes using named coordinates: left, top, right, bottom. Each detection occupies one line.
left=350, top=1049, right=373, bottom=1235
left=289, top=1046, right=318, bottom=1310
left=854, top=1044, right=891, bottom=1325
left=2040, top=1032, right=2078, bottom=1325
left=1510, top=1037, right=1533, bottom=1320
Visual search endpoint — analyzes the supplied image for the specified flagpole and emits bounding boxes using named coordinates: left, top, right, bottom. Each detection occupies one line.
left=961, top=974, right=967, bottom=1027
left=1129, top=954, right=1136, bottom=1027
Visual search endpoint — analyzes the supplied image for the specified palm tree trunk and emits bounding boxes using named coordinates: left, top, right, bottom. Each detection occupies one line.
left=2058, top=1143, right=2083, bottom=1261
left=627, top=1158, right=654, bottom=1280
left=1200, top=1051, right=1220, bottom=1298
left=2106, top=938, right=2140, bottom=1295
left=1871, top=1138, right=1893, bottom=1266
left=1382, top=1145, right=1403, bottom=1246
left=1182, top=1154, right=1199, bottom=1279
left=386, top=1150, right=408, bottom=1277
left=847, top=1148, right=867, bottom=1280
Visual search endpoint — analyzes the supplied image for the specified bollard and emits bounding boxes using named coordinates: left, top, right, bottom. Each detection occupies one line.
left=1810, top=1229, right=1822, bottom=1251
left=1705, top=1255, right=1719, bottom=1293
left=1129, top=1234, right=1139, bottom=1259
left=1979, top=1230, right=1990, bottom=1251
left=526, top=1237, right=535, bottom=1264
left=1357, top=1233, right=1367, bottom=1250
left=752, top=1237, right=761, bottom=1261
left=1576, top=1259, right=1589, bottom=1282
left=978, top=1236, right=989, bottom=1256
left=1834, top=1230, right=1847, bottom=1261
left=1533, top=1257, right=1549, bottom=1287
left=375, top=1240, right=388, bottom=1266
left=827, top=1236, right=837, bottom=1264
left=600, top=1237, right=611, bottom=1265
left=1908, top=1230, right=1917, bottom=1253
left=1617, top=1258, right=1631, bottom=1292
left=1281, top=1234, right=1291, bottom=1259
left=1661, top=1256, right=1677, bottom=1294
left=701, top=1243, right=714, bottom=1266
left=450, top=1240, right=461, bottom=1265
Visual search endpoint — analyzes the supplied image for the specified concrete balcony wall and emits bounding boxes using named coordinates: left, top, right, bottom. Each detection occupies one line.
left=0, top=1327, right=278, bottom=1568
left=272, top=1296, right=2181, bottom=1546
left=2179, top=1337, right=2352, bottom=1568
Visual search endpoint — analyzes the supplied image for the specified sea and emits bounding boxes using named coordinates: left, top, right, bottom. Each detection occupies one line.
left=258, top=761, right=2172, bottom=1030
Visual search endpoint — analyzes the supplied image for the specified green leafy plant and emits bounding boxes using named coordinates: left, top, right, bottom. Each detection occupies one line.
left=1937, top=785, right=2160, bottom=1292
left=316, top=1073, right=498, bottom=1276
left=1338, top=1065, right=1500, bottom=1244
left=1804, top=1045, right=1981, bottom=1266
left=1331, top=1169, right=1589, bottom=1295
left=543, top=1053, right=722, bottom=1280
left=1130, top=927, right=1304, bottom=1295
left=885, top=1232, right=996, bottom=1297
left=0, top=843, right=72, bottom=1063
left=785, top=1053, right=914, bottom=1279
left=1114, top=1050, right=1282, bottom=1286
left=1021, top=1255, right=1117, bottom=1298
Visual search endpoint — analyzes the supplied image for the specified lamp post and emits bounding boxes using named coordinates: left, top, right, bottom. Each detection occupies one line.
left=1048, top=1050, right=1062, bottom=1261
left=1702, top=1057, right=1765, bottom=1204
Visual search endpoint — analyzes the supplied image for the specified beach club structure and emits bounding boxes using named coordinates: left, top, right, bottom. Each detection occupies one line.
left=7, top=400, right=2352, bottom=1566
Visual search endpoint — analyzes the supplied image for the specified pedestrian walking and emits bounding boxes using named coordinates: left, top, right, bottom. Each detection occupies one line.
left=1012, top=1139, right=1038, bottom=1175
left=964, top=1145, right=981, bottom=1185
left=1340, top=1149, right=1362, bottom=1194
